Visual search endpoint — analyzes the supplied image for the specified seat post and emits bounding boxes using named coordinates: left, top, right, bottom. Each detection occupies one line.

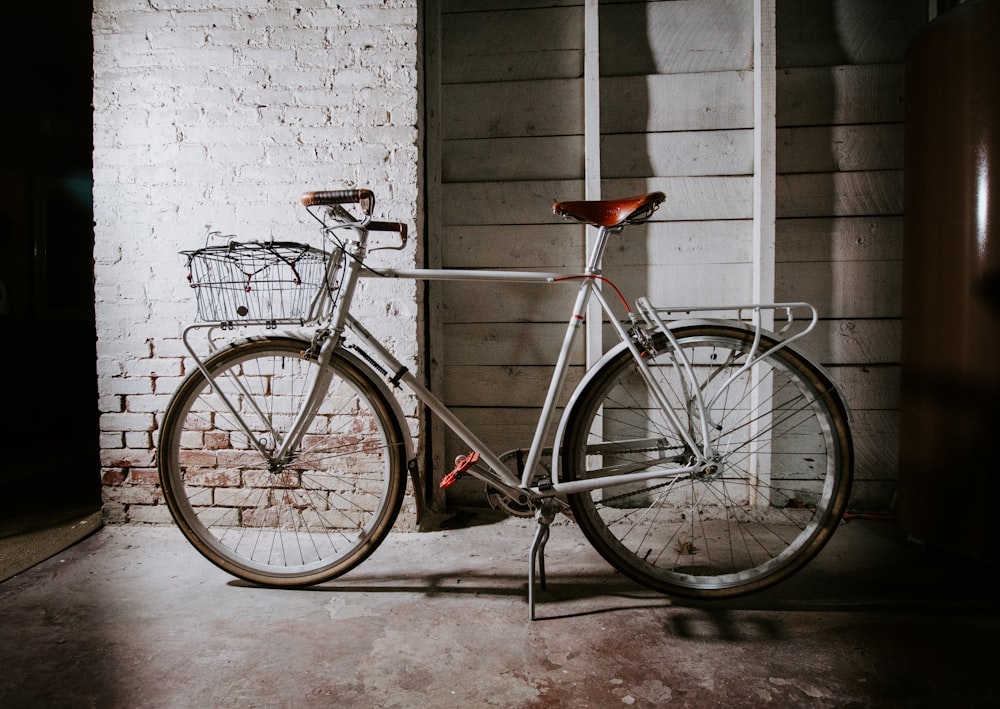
left=584, top=225, right=620, bottom=275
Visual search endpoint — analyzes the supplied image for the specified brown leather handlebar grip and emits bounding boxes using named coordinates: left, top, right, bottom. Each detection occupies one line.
left=300, top=189, right=375, bottom=215
left=367, top=220, right=408, bottom=243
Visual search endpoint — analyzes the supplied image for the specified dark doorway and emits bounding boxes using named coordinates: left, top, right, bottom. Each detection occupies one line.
left=0, top=4, right=100, bottom=526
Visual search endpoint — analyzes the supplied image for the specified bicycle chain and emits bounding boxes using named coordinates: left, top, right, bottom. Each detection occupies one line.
left=594, top=476, right=684, bottom=507
left=572, top=441, right=692, bottom=507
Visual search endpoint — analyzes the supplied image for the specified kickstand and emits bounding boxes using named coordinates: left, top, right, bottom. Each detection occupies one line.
left=528, top=501, right=556, bottom=621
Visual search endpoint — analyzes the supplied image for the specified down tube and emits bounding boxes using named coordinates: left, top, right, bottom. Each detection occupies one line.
left=355, top=266, right=587, bottom=493
left=343, top=315, right=523, bottom=492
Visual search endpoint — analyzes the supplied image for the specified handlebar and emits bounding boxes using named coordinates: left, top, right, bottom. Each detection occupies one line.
left=367, top=220, right=408, bottom=243
left=301, top=188, right=408, bottom=247
left=300, top=189, right=375, bottom=215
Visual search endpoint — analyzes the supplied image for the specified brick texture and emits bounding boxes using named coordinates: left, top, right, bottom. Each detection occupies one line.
left=92, top=0, right=421, bottom=526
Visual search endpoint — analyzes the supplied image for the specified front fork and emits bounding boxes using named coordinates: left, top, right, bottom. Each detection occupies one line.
left=269, top=328, right=341, bottom=467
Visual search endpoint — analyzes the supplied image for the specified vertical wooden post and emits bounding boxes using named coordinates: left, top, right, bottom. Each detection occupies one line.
left=753, top=0, right=776, bottom=313
left=584, top=0, right=603, bottom=367
left=423, top=0, right=448, bottom=513
left=751, top=0, right=776, bottom=505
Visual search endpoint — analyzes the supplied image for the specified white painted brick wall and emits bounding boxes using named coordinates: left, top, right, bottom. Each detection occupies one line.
left=92, top=0, right=421, bottom=524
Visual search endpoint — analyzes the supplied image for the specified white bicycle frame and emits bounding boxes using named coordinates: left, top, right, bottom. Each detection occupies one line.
left=180, top=216, right=818, bottom=504
left=177, top=209, right=823, bottom=620
left=322, top=220, right=818, bottom=503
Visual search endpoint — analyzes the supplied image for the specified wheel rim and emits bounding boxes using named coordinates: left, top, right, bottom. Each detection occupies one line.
left=158, top=340, right=404, bottom=584
left=565, top=328, right=851, bottom=597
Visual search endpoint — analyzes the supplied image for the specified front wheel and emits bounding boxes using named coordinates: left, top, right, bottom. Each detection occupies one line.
left=157, top=336, right=407, bottom=586
left=561, top=325, right=853, bottom=599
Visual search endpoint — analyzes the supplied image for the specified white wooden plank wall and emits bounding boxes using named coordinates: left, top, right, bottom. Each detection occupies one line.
left=432, top=0, right=759, bottom=504
left=600, top=0, right=755, bottom=313
left=774, top=0, right=927, bottom=509
left=433, top=1, right=587, bottom=503
left=598, top=0, right=755, bottom=330
left=428, top=0, right=928, bottom=511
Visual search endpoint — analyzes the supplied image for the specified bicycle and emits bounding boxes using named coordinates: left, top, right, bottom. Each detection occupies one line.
left=157, top=188, right=853, bottom=620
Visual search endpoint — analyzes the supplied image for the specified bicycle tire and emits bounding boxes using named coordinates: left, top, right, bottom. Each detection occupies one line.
left=561, top=324, right=853, bottom=599
left=157, top=336, right=407, bottom=586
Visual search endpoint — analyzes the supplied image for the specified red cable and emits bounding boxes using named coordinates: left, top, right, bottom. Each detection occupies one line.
left=553, top=275, right=631, bottom=312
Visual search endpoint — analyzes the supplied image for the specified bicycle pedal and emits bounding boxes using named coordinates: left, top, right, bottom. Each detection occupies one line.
left=440, top=451, right=480, bottom=489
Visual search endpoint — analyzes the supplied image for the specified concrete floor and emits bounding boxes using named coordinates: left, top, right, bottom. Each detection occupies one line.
left=1, top=510, right=998, bottom=708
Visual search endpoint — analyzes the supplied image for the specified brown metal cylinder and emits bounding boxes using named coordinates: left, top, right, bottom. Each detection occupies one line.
left=899, top=0, right=1000, bottom=561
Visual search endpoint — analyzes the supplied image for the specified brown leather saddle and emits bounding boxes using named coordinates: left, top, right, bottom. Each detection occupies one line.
left=552, top=192, right=665, bottom=228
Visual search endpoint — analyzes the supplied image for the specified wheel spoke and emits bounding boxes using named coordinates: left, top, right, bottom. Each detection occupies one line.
left=158, top=338, right=405, bottom=586
left=564, top=326, right=852, bottom=598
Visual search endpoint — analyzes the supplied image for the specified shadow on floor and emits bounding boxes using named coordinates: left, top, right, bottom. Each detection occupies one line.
left=2, top=511, right=999, bottom=707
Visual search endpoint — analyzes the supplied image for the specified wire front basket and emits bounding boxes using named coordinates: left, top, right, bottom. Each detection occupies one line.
left=183, top=241, right=334, bottom=325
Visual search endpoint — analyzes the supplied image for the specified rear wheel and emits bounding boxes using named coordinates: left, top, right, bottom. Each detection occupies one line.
left=561, top=325, right=853, bottom=599
left=158, top=337, right=407, bottom=586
